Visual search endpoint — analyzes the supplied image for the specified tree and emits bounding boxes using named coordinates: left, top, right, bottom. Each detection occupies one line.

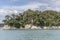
left=3, top=9, right=60, bottom=29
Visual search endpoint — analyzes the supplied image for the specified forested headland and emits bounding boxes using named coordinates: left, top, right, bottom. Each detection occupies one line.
left=3, top=9, right=60, bottom=29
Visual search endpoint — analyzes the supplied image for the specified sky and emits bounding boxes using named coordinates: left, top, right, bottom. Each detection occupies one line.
left=0, top=0, right=60, bottom=23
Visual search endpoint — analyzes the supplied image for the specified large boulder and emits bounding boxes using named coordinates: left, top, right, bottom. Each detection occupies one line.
left=25, top=24, right=31, bottom=29
left=2, top=25, right=10, bottom=30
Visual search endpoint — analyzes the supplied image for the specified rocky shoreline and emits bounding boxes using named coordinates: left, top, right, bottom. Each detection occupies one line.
left=1, top=24, right=60, bottom=30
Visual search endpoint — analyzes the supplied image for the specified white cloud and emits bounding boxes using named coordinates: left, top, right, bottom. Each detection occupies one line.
left=42, top=0, right=60, bottom=11
left=0, top=2, right=48, bottom=13
left=0, top=2, right=48, bottom=23
left=55, top=1, right=60, bottom=7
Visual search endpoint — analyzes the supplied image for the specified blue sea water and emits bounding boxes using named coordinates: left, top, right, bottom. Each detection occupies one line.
left=0, top=29, right=60, bottom=40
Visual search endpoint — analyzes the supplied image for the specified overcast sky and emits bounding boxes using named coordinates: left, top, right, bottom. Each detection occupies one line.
left=0, top=0, right=60, bottom=23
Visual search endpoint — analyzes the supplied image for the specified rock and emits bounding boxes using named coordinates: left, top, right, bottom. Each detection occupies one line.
left=31, top=26, right=41, bottom=29
left=58, top=26, right=60, bottom=29
left=25, top=24, right=31, bottom=29
left=31, top=26, right=37, bottom=29
left=2, top=25, right=10, bottom=30
left=43, top=27, right=48, bottom=29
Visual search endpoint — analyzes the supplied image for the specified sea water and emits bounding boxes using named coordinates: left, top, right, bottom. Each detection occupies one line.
left=0, top=29, right=60, bottom=40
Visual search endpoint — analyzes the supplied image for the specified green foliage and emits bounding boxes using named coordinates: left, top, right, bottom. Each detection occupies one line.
left=3, top=9, right=60, bottom=28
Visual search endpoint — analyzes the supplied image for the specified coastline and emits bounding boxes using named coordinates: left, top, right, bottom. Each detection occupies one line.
left=1, top=25, right=60, bottom=30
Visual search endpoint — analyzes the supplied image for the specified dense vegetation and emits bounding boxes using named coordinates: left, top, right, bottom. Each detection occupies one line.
left=3, top=9, right=60, bottom=28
